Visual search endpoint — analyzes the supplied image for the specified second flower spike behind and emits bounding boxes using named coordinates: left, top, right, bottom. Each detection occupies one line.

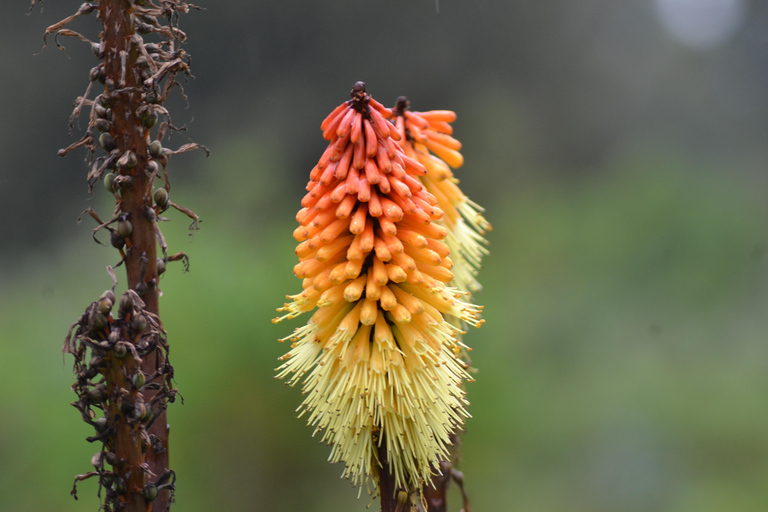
left=274, top=82, right=484, bottom=500
left=392, top=96, right=491, bottom=299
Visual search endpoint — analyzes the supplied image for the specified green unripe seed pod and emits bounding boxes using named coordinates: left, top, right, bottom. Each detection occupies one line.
left=141, top=404, right=153, bottom=423
left=154, top=187, right=169, bottom=209
left=119, top=292, right=133, bottom=315
left=125, top=152, right=137, bottom=168
left=100, top=290, right=116, bottom=304
left=149, top=140, right=163, bottom=157
left=143, top=112, right=159, bottom=129
left=117, top=219, right=132, bottom=238
left=114, top=341, right=128, bottom=358
left=144, top=483, right=158, bottom=501
left=132, top=313, right=147, bottom=332
left=110, top=230, right=125, bottom=249
left=132, top=371, right=146, bottom=389
left=97, top=297, right=113, bottom=315
left=91, top=311, right=108, bottom=330
left=103, top=172, right=116, bottom=192
left=99, top=133, right=116, bottom=151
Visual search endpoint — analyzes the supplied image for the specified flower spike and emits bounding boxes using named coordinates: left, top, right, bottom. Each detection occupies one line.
left=275, top=82, right=483, bottom=497
left=392, top=97, right=491, bottom=298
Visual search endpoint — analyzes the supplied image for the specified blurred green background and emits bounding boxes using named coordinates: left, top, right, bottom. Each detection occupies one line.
left=3, top=1, right=768, bottom=510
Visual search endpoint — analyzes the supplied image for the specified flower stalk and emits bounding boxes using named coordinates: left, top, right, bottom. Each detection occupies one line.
left=48, top=1, right=203, bottom=510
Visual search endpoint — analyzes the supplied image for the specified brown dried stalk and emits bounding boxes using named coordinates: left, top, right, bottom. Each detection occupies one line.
left=46, top=1, right=203, bottom=510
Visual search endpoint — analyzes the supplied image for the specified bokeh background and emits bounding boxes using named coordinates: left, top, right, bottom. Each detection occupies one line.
left=3, top=0, right=768, bottom=510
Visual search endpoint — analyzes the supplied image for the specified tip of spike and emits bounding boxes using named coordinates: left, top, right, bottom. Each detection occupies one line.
left=394, top=96, right=410, bottom=116
left=352, top=81, right=366, bottom=95
left=350, top=82, right=371, bottom=112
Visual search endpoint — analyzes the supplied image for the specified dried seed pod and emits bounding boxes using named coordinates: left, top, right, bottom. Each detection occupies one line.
left=117, top=219, right=132, bottom=238
left=89, top=66, right=105, bottom=83
left=95, top=118, right=111, bottom=132
left=132, top=371, right=146, bottom=389
left=92, top=42, right=105, bottom=59
left=94, top=417, right=108, bottom=432
left=149, top=140, right=163, bottom=157
left=135, top=280, right=148, bottom=296
left=104, top=451, right=118, bottom=466
left=146, top=159, right=159, bottom=175
left=89, top=355, right=104, bottom=369
left=84, top=366, right=100, bottom=380
left=94, top=104, right=109, bottom=119
left=88, top=384, right=106, bottom=404
left=156, top=257, right=166, bottom=275
left=115, top=478, right=127, bottom=495
left=99, top=133, right=116, bottom=151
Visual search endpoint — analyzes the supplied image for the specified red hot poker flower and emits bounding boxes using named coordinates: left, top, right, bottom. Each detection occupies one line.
left=274, top=83, right=483, bottom=495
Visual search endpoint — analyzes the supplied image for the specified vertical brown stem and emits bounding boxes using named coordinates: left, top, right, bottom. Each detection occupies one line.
left=421, top=433, right=468, bottom=512
left=377, top=439, right=399, bottom=512
left=101, top=1, right=167, bottom=510
left=421, top=462, right=450, bottom=512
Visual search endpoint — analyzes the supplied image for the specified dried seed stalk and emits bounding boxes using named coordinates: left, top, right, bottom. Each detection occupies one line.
left=47, top=1, right=203, bottom=510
